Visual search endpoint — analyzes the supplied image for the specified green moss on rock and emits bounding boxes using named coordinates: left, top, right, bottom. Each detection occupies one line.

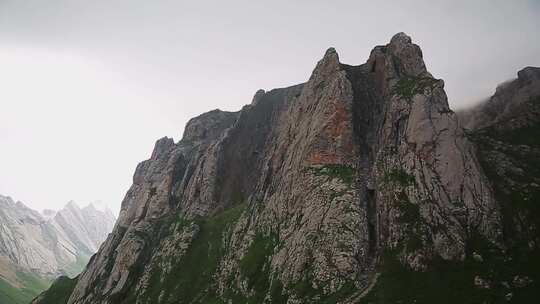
left=240, top=233, right=277, bottom=297
left=309, top=164, right=356, bottom=184
left=143, top=203, right=247, bottom=303
left=392, top=76, right=439, bottom=103
left=383, top=168, right=415, bottom=187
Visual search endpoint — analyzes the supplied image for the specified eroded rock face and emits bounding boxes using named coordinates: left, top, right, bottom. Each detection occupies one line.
left=361, top=33, right=502, bottom=267
left=35, top=33, right=526, bottom=304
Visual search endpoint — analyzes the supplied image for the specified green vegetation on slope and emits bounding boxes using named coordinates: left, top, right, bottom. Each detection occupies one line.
left=382, top=168, right=415, bottom=187
left=0, top=253, right=85, bottom=304
left=238, top=232, right=288, bottom=303
left=32, top=276, right=77, bottom=304
left=361, top=250, right=502, bottom=304
left=0, top=278, right=31, bottom=304
left=143, top=203, right=247, bottom=303
left=140, top=201, right=359, bottom=304
left=308, top=164, right=356, bottom=184
left=391, top=76, right=439, bottom=103
left=362, top=233, right=540, bottom=304
left=0, top=272, right=51, bottom=304
left=62, top=254, right=89, bottom=278
left=471, top=120, right=540, bottom=303
left=239, top=233, right=276, bottom=299
left=290, top=275, right=357, bottom=304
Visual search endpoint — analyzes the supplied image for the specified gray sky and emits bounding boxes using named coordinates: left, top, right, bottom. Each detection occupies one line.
left=0, top=0, right=539, bottom=214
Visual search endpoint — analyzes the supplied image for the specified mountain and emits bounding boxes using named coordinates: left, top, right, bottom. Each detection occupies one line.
left=459, top=66, right=540, bottom=131
left=33, top=33, right=539, bottom=304
left=0, top=196, right=116, bottom=304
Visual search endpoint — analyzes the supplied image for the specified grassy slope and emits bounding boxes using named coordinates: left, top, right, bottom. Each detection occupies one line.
left=0, top=272, right=51, bottom=304
left=0, top=278, right=30, bottom=304
left=62, top=255, right=89, bottom=278
left=0, top=254, right=86, bottom=304
left=141, top=203, right=248, bottom=303
left=31, top=276, right=77, bottom=304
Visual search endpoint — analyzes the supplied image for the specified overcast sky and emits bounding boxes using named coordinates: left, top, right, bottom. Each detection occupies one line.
left=0, top=0, right=539, bottom=214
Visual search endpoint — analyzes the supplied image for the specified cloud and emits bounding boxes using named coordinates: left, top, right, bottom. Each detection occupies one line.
left=0, top=0, right=538, bottom=212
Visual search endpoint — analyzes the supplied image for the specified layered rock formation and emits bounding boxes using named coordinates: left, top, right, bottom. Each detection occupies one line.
left=0, top=195, right=116, bottom=303
left=53, top=201, right=117, bottom=257
left=34, top=33, right=540, bottom=304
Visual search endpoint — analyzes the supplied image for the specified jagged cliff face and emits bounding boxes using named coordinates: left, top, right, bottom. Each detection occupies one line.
left=35, top=34, right=539, bottom=304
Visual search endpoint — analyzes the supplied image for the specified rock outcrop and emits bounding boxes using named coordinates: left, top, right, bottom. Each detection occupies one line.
left=459, top=67, right=540, bottom=130
left=34, top=33, right=540, bottom=304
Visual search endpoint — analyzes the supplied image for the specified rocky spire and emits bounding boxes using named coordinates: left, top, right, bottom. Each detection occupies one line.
left=150, top=137, right=175, bottom=159
left=518, top=66, right=540, bottom=82
left=251, top=89, right=266, bottom=105
left=33, top=33, right=536, bottom=304
left=309, top=47, right=342, bottom=81
left=181, top=109, right=238, bottom=143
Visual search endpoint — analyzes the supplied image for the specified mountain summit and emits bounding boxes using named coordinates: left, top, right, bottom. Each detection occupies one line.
left=33, top=33, right=540, bottom=304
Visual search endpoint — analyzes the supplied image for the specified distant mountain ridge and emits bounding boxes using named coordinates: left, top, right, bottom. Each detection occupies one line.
left=459, top=66, right=540, bottom=131
left=0, top=195, right=116, bottom=304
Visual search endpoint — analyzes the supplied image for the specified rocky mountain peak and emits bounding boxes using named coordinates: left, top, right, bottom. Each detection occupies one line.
left=65, top=200, right=80, bottom=210
left=251, top=89, right=266, bottom=105
left=460, top=65, right=540, bottom=130
left=85, top=202, right=97, bottom=211
left=367, top=31, right=428, bottom=82
left=0, top=193, right=13, bottom=202
left=517, top=66, right=540, bottom=83
left=150, top=136, right=175, bottom=159
left=14, top=200, right=27, bottom=209
left=389, top=31, right=412, bottom=45
left=325, top=46, right=337, bottom=55
left=181, top=109, right=239, bottom=143
left=0, top=196, right=116, bottom=283
left=32, top=34, right=540, bottom=304
left=42, top=208, right=56, bottom=218
left=310, top=46, right=342, bottom=82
